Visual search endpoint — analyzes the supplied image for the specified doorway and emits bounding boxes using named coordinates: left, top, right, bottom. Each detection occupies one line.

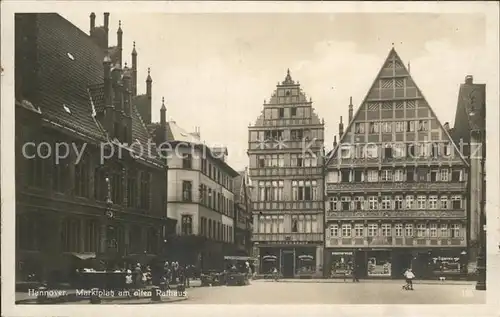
left=282, top=252, right=294, bottom=278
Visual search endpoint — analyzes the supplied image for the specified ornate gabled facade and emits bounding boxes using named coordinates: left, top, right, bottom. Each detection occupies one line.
left=324, top=48, right=469, bottom=279
left=15, top=13, right=173, bottom=284
left=248, top=70, right=325, bottom=278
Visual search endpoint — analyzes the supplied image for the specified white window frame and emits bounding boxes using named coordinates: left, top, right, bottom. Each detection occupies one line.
left=440, top=169, right=449, bottom=181
left=394, top=169, right=404, bottom=181
left=405, top=224, right=414, bottom=237
left=451, top=195, right=462, bottom=209
left=341, top=224, right=352, bottom=237
left=430, top=223, right=438, bottom=237
left=440, top=224, right=449, bottom=237
left=395, top=224, right=403, bottom=236
left=329, top=224, right=339, bottom=237
left=405, top=195, right=414, bottom=209
left=417, top=195, right=426, bottom=209
left=366, top=145, right=379, bottom=158
left=440, top=196, right=449, bottom=209
left=368, top=196, right=378, bottom=210
left=416, top=223, right=426, bottom=237
left=394, top=196, right=403, bottom=210
left=428, top=196, right=438, bottom=209
left=329, top=197, right=339, bottom=211
left=395, top=121, right=405, bottom=132
left=368, top=224, right=378, bottom=237
left=381, top=170, right=393, bottom=181
left=381, top=196, right=391, bottom=210
left=451, top=224, right=461, bottom=237
left=381, top=224, right=391, bottom=236
left=367, top=170, right=379, bottom=182
left=354, top=224, right=364, bottom=237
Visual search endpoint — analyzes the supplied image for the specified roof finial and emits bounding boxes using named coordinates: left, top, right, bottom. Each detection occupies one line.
left=148, top=68, right=150, bottom=75
left=119, top=20, right=122, bottom=27
left=287, top=68, right=290, bottom=76
left=349, top=96, right=352, bottom=104
left=391, top=42, right=394, bottom=47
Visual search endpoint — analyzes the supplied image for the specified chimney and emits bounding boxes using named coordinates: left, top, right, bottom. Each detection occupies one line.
left=144, top=68, right=152, bottom=124
left=443, top=122, right=450, bottom=131
left=348, top=96, right=353, bottom=122
left=339, top=116, right=344, bottom=137
left=160, top=97, right=166, bottom=125
left=122, top=65, right=132, bottom=115
left=333, top=135, right=337, bottom=148
left=103, top=13, right=110, bottom=48
left=465, top=75, right=473, bottom=84
left=117, top=21, right=123, bottom=68
left=103, top=55, right=114, bottom=133
left=90, top=12, right=96, bottom=34
left=111, top=62, right=122, bottom=113
left=103, top=56, right=112, bottom=108
left=131, top=42, right=137, bottom=96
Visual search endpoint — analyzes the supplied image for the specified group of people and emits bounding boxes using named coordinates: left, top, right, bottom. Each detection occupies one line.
left=121, top=261, right=195, bottom=290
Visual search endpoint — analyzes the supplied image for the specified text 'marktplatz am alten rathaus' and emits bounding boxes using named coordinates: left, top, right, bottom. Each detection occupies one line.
left=13, top=12, right=486, bottom=289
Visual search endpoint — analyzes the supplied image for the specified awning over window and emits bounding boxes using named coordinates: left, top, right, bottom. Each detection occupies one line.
left=71, top=252, right=97, bottom=260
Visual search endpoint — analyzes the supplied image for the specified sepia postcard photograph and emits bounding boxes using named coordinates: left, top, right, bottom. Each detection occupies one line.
left=1, top=1, right=499, bottom=317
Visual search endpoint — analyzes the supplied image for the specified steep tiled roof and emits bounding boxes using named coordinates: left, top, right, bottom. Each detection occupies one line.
left=167, top=121, right=202, bottom=143
left=34, top=13, right=106, bottom=140
left=452, top=81, right=486, bottom=144
left=134, top=95, right=150, bottom=123
left=232, top=171, right=245, bottom=203
left=19, top=13, right=161, bottom=164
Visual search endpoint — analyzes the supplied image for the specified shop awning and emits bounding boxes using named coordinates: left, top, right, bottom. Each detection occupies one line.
left=298, top=255, right=314, bottom=261
left=262, top=255, right=278, bottom=261
left=71, top=252, right=97, bottom=260
left=224, top=256, right=258, bottom=261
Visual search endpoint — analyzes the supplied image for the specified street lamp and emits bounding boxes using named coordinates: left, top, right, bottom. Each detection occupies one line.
left=469, top=108, right=486, bottom=291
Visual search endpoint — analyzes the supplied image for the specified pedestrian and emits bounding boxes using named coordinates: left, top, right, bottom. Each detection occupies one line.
left=185, top=264, right=192, bottom=288
left=403, top=268, right=415, bottom=290
left=125, top=269, right=133, bottom=292
left=134, top=263, right=143, bottom=289
left=352, top=263, right=360, bottom=282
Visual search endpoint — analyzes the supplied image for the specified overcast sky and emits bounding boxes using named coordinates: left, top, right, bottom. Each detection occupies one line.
left=61, top=11, right=491, bottom=171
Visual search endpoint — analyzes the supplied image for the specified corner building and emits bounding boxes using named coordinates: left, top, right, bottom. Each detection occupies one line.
left=248, top=71, right=325, bottom=278
left=324, top=48, right=469, bottom=279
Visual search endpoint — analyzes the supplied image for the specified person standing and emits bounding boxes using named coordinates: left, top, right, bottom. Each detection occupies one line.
left=403, top=268, right=415, bottom=290
left=352, top=262, right=360, bottom=282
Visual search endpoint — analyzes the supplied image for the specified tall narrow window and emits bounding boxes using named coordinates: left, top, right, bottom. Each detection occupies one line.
left=394, top=196, right=403, bottom=210
left=428, top=196, right=438, bottom=209
left=182, top=181, right=192, bottom=202
left=451, top=195, right=462, bottom=209
left=341, top=197, right=351, bottom=211
left=181, top=215, right=193, bottom=235
left=416, top=195, right=426, bottom=209
left=127, top=172, right=137, bottom=208
left=405, top=224, right=414, bottom=237
left=381, top=196, right=391, bottom=210
left=140, top=172, right=150, bottom=209
left=74, top=156, right=89, bottom=197
left=430, top=223, right=438, bottom=237
left=440, top=224, right=449, bottom=237
left=416, top=224, right=426, bottom=237
left=368, top=196, right=378, bottom=210
left=451, top=224, right=461, bottom=238
left=354, top=224, right=364, bottom=237
left=329, top=197, right=338, bottom=211
left=395, top=224, right=403, bottom=237
left=405, top=195, right=414, bottom=209
left=183, top=154, right=193, bottom=169
left=440, top=196, right=449, bottom=209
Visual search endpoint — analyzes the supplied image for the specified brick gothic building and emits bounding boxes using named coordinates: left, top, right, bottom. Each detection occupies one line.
left=15, top=13, right=174, bottom=283
left=248, top=70, right=325, bottom=278
left=324, top=48, right=469, bottom=279
left=451, top=75, right=486, bottom=273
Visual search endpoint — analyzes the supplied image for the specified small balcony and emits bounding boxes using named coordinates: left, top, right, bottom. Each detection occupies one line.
left=326, top=181, right=466, bottom=193
left=326, top=209, right=466, bottom=221
left=252, top=232, right=323, bottom=243
left=325, top=236, right=466, bottom=248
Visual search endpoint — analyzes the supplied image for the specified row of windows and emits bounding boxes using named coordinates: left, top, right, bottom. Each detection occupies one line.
left=197, top=183, right=234, bottom=218
left=257, top=180, right=319, bottom=201
left=253, top=129, right=322, bottom=141
left=338, top=143, right=453, bottom=160
left=200, top=157, right=233, bottom=190
left=328, top=223, right=462, bottom=238
left=26, top=154, right=151, bottom=210
left=257, top=154, right=318, bottom=168
left=330, top=168, right=463, bottom=183
left=256, top=215, right=319, bottom=233
left=262, top=106, right=312, bottom=120
left=354, top=120, right=432, bottom=134
left=199, top=216, right=233, bottom=243
left=328, top=195, right=463, bottom=211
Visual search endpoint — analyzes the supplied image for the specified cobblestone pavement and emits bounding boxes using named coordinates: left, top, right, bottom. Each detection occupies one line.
left=173, top=279, right=486, bottom=304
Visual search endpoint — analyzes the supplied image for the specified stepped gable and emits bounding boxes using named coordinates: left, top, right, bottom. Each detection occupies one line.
left=252, top=69, right=323, bottom=127
left=326, top=47, right=468, bottom=166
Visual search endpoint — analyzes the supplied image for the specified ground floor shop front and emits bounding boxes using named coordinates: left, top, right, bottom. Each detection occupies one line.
left=324, top=247, right=468, bottom=279
left=254, top=244, right=324, bottom=278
